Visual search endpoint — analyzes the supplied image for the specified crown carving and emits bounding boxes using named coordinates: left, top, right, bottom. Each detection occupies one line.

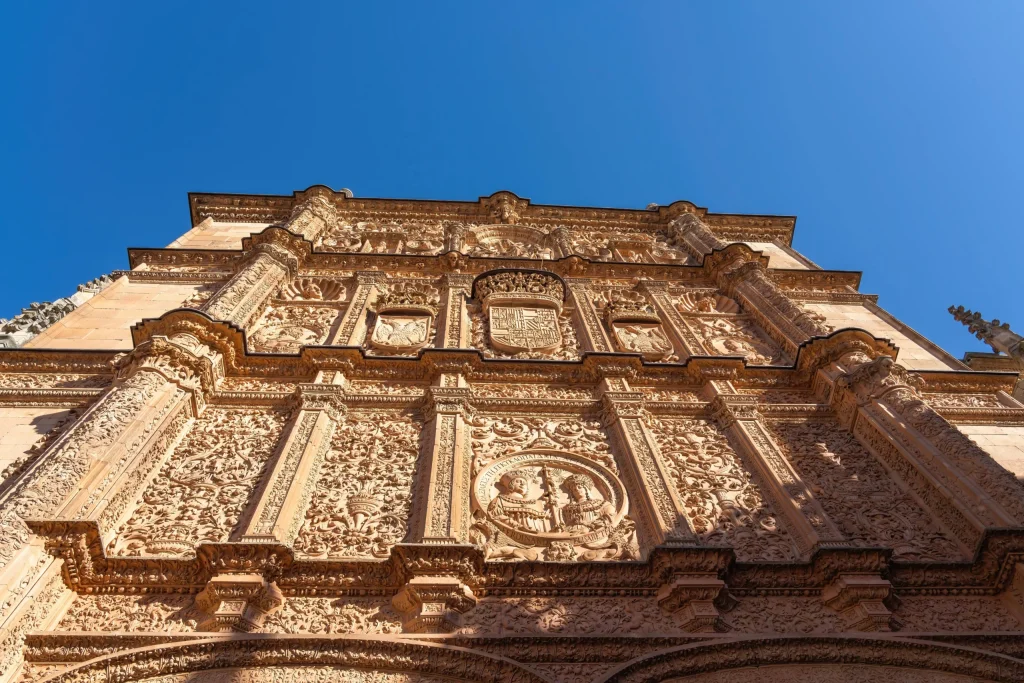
left=473, top=270, right=565, bottom=312
left=603, top=289, right=660, bottom=324
left=373, top=282, right=440, bottom=316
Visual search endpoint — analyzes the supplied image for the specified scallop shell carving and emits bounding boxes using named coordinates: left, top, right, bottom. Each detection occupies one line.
left=280, top=278, right=347, bottom=301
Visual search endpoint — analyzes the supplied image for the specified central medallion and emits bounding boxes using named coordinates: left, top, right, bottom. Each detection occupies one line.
left=471, top=449, right=636, bottom=562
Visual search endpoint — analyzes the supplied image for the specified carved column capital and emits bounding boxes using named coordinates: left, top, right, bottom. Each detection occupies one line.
left=113, top=333, right=223, bottom=411
left=295, top=383, right=347, bottom=423
left=391, top=575, right=477, bottom=633
left=424, top=387, right=473, bottom=422
left=195, top=573, right=284, bottom=633
left=821, top=573, right=900, bottom=632
left=656, top=573, right=733, bottom=632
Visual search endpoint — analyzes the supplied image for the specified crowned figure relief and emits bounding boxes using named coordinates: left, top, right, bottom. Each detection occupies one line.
left=561, top=473, right=616, bottom=534
left=487, top=469, right=548, bottom=533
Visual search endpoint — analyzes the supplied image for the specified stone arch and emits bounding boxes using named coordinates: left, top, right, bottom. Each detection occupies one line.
left=38, top=635, right=554, bottom=683
left=599, top=634, right=1024, bottom=682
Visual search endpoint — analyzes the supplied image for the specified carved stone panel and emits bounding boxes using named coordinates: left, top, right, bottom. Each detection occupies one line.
left=294, top=410, right=421, bottom=559
left=649, top=417, right=799, bottom=561
left=249, top=304, right=339, bottom=353
left=488, top=306, right=561, bottom=353
left=109, top=408, right=288, bottom=556
left=765, top=419, right=962, bottom=561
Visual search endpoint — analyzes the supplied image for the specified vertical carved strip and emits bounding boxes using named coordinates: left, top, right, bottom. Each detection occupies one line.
left=413, top=385, right=471, bottom=542
left=332, top=272, right=384, bottom=345
left=439, top=274, right=473, bottom=348
left=242, top=396, right=339, bottom=544
left=203, top=250, right=292, bottom=328
left=601, top=385, right=697, bottom=547
left=565, top=280, right=613, bottom=353
left=642, top=283, right=707, bottom=358
left=710, top=395, right=844, bottom=555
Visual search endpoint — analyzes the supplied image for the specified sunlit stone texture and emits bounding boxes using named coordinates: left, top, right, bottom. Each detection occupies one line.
left=3, top=187, right=1024, bottom=683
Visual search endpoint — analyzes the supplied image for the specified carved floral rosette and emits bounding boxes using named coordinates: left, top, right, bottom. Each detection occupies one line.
left=471, top=449, right=631, bottom=561
left=369, top=282, right=439, bottom=354
left=473, top=271, right=565, bottom=354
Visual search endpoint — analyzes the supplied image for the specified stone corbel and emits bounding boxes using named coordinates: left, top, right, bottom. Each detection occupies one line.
left=598, top=378, right=697, bottom=548
left=391, top=575, right=477, bottom=633
left=821, top=573, right=900, bottom=632
left=656, top=573, right=734, bottom=632
left=195, top=572, right=284, bottom=632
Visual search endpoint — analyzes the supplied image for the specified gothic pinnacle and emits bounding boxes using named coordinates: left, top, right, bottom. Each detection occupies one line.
left=949, top=305, right=1023, bottom=359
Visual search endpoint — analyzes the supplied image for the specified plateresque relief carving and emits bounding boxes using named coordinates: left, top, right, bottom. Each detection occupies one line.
left=366, top=281, right=439, bottom=355
left=675, top=290, right=788, bottom=364
left=249, top=304, right=339, bottom=353
left=469, top=450, right=639, bottom=562
left=295, top=411, right=421, bottom=558
left=109, top=408, right=288, bottom=556
left=470, top=270, right=581, bottom=359
left=594, top=288, right=675, bottom=361
left=649, top=417, right=799, bottom=561
left=765, top=419, right=962, bottom=561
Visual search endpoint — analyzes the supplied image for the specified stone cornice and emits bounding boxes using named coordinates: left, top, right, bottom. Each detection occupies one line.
left=188, top=189, right=797, bottom=245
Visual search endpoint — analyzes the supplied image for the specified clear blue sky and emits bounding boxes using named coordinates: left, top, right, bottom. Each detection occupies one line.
left=2, top=2, right=1021, bottom=358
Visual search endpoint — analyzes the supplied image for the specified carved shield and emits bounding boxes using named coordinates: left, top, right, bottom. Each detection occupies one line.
left=611, top=322, right=673, bottom=360
left=488, top=305, right=561, bottom=353
left=370, top=314, right=431, bottom=352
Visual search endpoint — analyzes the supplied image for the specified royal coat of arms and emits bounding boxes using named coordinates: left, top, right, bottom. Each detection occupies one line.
left=488, top=305, right=561, bottom=353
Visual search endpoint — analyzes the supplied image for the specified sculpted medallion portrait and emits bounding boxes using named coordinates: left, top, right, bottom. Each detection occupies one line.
left=470, top=450, right=638, bottom=562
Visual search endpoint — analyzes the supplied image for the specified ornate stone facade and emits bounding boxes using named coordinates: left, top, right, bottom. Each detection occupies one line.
left=2, top=187, right=1023, bottom=682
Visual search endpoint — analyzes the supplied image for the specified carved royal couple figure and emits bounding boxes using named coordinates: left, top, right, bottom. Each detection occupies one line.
left=487, top=468, right=615, bottom=535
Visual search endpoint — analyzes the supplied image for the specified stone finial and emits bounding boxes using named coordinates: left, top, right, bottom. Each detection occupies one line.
left=949, top=305, right=1023, bottom=360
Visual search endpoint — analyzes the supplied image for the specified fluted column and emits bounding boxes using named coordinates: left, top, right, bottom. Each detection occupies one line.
left=202, top=244, right=297, bottom=328
left=331, top=271, right=386, bottom=345
left=599, top=377, right=697, bottom=548
left=826, top=354, right=1023, bottom=550
left=706, top=383, right=844, bottom=556
left=411, top=381, right=473, bottom=543
left=639, top=281, right=707, bottom=359
left=241, top=378, right=344, bottom=544
left=437, top=274, right=474, bottom=348
left=565, top=279, right=613, bottom=353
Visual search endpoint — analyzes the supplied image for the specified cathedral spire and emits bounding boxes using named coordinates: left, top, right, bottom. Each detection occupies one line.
left=949, top=305, right=1024, bottom=360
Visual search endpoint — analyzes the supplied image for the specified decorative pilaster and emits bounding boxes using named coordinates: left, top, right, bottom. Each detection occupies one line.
left=411, top=381, right=473, bottom=543
left=241, top=379, right=344, bottom=545
left=437, top=274, right=474, bottom=348
left=332, top=271, right=386, bottom=345
left=639, top=281, right=708, bottom=358
left=550, top=226, right=575, bottom=258
left=285, top=187, right=337, bottom=242
left=826, top=353, right=1024, bottom=547
left=707, top=385, right=844, bottom=556
left=202, top=245, right=297, bottom=328
left=565, top=279, right=613, bottom=353
left=599, top=378, right=697, bottom=547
